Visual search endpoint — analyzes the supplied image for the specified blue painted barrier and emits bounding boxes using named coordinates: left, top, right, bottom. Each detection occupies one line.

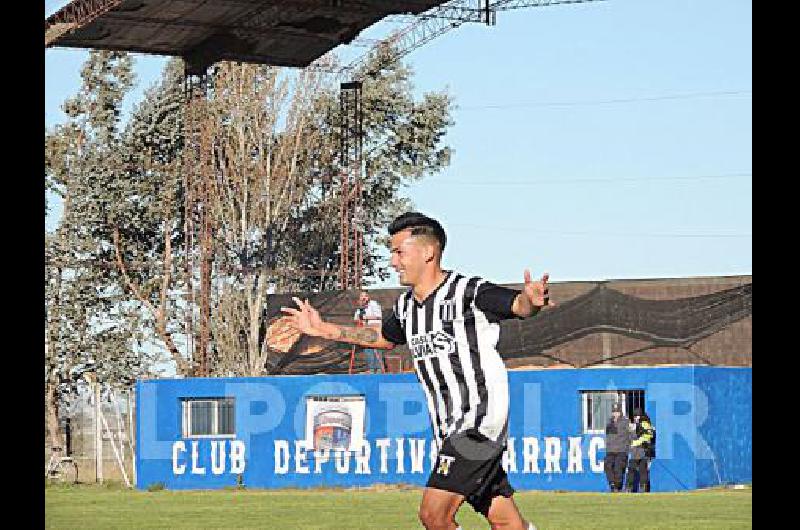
left=136, top=366, right=751, bottom=491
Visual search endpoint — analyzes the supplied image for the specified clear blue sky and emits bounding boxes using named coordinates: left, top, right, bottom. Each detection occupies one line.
left=45, top=0, right=752, bottom=287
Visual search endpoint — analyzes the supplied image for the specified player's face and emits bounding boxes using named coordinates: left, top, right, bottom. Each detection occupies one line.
left=390, top=230, right=427, bottom=286
left=358, top=292, right=369, bottom=306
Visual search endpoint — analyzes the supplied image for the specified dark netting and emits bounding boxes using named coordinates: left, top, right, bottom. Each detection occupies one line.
left=497, top=283, right=752, bottom=359
left=258, top=281, right=752, bottom=374
left=263, top=290, right=364, bottom=375
left=266, top=338, right=355, bottom=375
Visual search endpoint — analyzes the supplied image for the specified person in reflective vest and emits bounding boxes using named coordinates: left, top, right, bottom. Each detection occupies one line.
left=625, top=408, right=656, bottom=492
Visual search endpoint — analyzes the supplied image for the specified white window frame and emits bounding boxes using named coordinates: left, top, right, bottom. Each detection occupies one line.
left=182, top=398, right=236, bottom=439
left=580, top=390, right=644, bottom=435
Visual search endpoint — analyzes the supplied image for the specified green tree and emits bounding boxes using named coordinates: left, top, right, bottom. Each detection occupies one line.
left=44, top=51, right=154, bottom=448
left=45, top=44, right=454, bottom=382
left=205, top=47, right=453, bottom=375
left=202, top=62, right=334, bottom=375
left=108, top=58, right=193, bottom=375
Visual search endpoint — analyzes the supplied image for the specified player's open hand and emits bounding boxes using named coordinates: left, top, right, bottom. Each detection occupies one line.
left=523, top=269, right=551, bottom=308
left=280, top=297, right=324, bottom=337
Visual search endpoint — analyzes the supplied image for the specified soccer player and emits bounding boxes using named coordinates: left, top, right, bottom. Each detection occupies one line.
left=281, top=212, right=548, bottom=530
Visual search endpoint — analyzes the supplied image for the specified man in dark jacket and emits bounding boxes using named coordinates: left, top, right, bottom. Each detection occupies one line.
left=626, top=408, right=656, bottom=492
left=604, top=402, right=631, bottom=492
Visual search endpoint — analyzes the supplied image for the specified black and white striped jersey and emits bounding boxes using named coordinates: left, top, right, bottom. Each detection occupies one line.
left=381, top=271, right=521, bottom=449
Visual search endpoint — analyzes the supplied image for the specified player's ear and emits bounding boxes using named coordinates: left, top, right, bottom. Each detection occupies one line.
left=425, top=244, right=435, bottom=263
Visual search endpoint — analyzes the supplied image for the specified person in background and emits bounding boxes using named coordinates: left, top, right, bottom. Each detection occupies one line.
left=604, top=402, right=631, bottom=492
left=354, top=290, right=385, bottom=373
left=626, top=408, right=656, bottom=492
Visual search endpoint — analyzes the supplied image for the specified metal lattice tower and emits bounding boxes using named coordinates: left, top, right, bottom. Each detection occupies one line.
left=338, top=81, right=365, bottom=291
left=326, top=1, right=605, bottom=287
left=182, top=65, right=213, bottom=377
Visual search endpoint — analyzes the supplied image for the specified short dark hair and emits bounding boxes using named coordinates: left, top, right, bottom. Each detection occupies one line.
left=388, top=212, right=447, bottom=252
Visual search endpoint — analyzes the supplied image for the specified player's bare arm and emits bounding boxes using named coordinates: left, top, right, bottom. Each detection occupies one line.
left=281, top=297, right=396, bottom=349
left=512, top=270, right=551, bottom=318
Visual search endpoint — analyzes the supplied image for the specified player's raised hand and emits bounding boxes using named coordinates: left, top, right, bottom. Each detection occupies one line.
left=523, top=269, right=551, bottom=308
left=281, top=297, right=325, bottom=337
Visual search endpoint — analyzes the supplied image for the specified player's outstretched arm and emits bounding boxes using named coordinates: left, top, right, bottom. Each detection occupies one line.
left=281, top=297, right=396, bottom=349
left=512, top=270, right=552, bottom=318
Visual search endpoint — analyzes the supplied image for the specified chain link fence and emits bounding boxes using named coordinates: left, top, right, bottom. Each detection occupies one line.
left=45, top=387, right=135, bottom=485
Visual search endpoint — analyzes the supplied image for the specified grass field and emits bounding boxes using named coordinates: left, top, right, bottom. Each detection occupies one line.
left=45, top=483, right=751, bottom=529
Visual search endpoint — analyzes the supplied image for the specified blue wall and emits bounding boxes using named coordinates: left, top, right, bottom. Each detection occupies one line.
left=136, top=366, right=752, bottom=491
left=693, top=367, right=752, bottom=487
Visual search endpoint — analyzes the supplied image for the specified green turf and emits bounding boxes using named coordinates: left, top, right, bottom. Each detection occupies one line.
left=45, top=483, right=751, bottom=529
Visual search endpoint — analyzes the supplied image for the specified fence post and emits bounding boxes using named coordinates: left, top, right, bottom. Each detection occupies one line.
left=99, top=407, right=131, bottom=487
left=128, top=388, right=136, bottom=486
left=95, top=382, right=103, bottom=484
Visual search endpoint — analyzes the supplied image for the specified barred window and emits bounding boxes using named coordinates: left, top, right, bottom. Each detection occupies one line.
left=580, top=390, right=645, bottom=434
left=181, top=398, right=235, bottom=438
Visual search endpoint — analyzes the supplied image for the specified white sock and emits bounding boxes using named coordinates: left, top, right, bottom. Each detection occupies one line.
left=528, top=523, right=537, bottom=530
